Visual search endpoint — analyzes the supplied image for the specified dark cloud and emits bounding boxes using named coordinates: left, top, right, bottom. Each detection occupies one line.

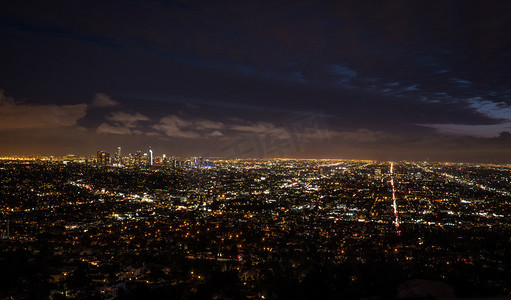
left=91, top=93, right=119, bottom=108
left=0, top=90, right=87, bottom=129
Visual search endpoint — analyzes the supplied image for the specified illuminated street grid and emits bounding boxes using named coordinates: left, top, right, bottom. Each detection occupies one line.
left=0, top=158, right=510, bottom=298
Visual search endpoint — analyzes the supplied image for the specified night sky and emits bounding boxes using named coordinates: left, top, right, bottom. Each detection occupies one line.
left=1, top=1, right=511, bottom=162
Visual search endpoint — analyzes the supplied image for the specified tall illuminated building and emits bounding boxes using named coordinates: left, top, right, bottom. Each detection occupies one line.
left=115, top=146, right=122, bottom=164
left=128, top=153, right=137, bottom=166
left=142, top=153, right=149, bottom=165
left=96, top=151, right=110, bottom=166
left=135, top=151, right=142, bottom=166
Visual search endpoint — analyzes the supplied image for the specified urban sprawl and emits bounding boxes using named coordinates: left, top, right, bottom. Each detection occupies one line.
left=1, top=150, right=510, bottom=299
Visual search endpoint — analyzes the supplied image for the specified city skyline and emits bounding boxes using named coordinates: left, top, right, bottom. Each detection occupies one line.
left=2, top=1, right=511, bottom=162
left=3, top=141, right=511, bottom=165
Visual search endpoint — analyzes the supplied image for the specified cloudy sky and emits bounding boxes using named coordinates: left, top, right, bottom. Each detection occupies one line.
left=1, top=0, right=511, bottom=162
